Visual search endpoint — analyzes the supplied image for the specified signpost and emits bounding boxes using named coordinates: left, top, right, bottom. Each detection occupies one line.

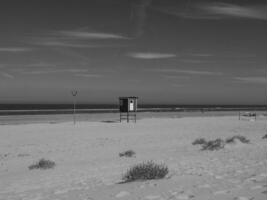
left=71, top=90, right=78, bottom=125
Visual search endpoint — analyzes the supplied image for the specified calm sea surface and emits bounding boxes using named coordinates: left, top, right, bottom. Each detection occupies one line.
left=0, top=110, right=266, bottom=125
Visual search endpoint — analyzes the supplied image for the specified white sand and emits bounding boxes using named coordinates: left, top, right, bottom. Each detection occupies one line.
left=1, top=115, right=267, bottom=200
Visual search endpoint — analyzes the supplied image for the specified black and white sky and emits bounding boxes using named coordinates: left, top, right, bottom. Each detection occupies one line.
left=0, top=0, right=267, bottom=104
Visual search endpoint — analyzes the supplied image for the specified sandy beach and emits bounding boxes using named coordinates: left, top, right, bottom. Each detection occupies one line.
left=2, top=0, right=267, bottom=199
left=1, top=113, right=267, bottom=200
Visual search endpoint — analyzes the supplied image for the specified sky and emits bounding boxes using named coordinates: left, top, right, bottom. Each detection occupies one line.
left=0, top=0, right=267, bottom=105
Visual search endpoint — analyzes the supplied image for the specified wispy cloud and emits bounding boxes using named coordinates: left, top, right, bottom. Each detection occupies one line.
left=0, top=71, right=15, bottom=79
left=163, top=74, right=190, bottom=80
left=171, top=83, right=185, bottom=88
left=21, top=69, right=89, bottom=75
left=151, top=5, right=222, bottom=20
left=152, top=3, right=267, bottom=20
left=128, top=52, right=176, bottom=59
left=0, top=47, right=31, bottom=52
left=198, top=3, right=267, bottom=20
left=29, top=29, right=130, bottom=49
left=235, top=76, right=267, bottom=84
left=189, top=53, right=213, bottom=57
left=157, top=69, right=223, bottom=76
left=75, top=73, right=103, bottom=78
left=130, top=0, right=153, bottom=37
left=33, top=39, right=127, bottom=48
left=180, top=59, right=214, bottom=64
left=58, top=31, right=129, bottom=40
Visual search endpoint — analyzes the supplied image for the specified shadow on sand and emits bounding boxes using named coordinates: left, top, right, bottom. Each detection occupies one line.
left=101, top=120, right=120, bottom=123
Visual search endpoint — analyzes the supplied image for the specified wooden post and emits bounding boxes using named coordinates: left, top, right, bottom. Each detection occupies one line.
left=73, top=98, right=76, bottom=124
left=71, top=90, right=78, bottom=125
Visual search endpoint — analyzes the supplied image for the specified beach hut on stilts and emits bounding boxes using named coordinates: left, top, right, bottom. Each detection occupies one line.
left=119, top=97, right=138, bottom=123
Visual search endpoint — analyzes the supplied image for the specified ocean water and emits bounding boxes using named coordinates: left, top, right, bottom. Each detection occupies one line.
left=0, top=104, right=266, bottom=125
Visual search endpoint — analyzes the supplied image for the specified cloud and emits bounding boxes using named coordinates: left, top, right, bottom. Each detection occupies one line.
left=21, top=69, right=89, bottom=75
left=0, top=72, right=15, bottom=79
left=128, top=52, right=176, bottom=59
left=152, top=3, right=267, bottom=20
left=171, top=83, right=185, bottom=88
left=235, top=77, right=267, bottom=84
left=130, top=0, right=153, bottom=37
left=75, top=73, right=103, bottom=78
left=163, top=74, right=190, bottom=80
left=29, top=29, right=130, bottom=49
left=0, top=47, right=31, bottom=52
left=34, top=40, right=127, bottom=48
left=157, top=69, right=223, bottom=76
left=151, top=5, right=223, bottom=20
left=189, top=53, right=213, bottom=57
left=199, top=3, right=267, bottom=20
left=180, top=59, right=214, bottom=64
left=58, top=31, right=129, bottom=40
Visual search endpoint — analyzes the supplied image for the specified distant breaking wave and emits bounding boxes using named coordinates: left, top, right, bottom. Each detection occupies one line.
left=0, top=104, right=267, bottom=116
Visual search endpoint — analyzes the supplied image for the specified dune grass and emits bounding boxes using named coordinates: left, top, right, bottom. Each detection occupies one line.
left=122, top=161, right=168, bottom=182
left=192, top=138, right=207, bottom=145
left=201, top=138, right=225, bottom=151
left=119, top=150, right=136, bottom=157
left=225, top=135, right=250, bottom=144
left=193, top=135, right=250, bottom=151
left=29, top=158, right=55, bottom=170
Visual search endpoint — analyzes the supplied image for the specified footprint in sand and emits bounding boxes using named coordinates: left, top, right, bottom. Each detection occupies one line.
left=250, top=185, right=263, bottom=190
left=198, top=184, right=211, bottom=188
left=213, top=190, right=229, bottom=195
left=54, top=189, right=69, bottom=195
left=215, top=175, right=224, bottom=180
left=175, top=194, right=194, bottom=200
left=115, top=191, right=130, bottom=198
left=234, top=197, right=254, bottom=200
left=260, top=173, right=267, bottom=177
left=144, top=195, right=162, bottom=200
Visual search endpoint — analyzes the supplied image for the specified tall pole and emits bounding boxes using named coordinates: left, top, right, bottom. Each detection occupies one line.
left=71, top=90, right=78, bottom=125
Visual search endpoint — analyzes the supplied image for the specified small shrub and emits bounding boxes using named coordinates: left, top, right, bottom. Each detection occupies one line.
left=263, top=134, right=267, bottom=139
left=225, top=135, right=250, bottom=144
left=119, top=150, right=136, bottom=157
left=201, top=139, right=225, bottom=151
left=122, top=161, right=168, bottom=182
left=192, top=138, right=207, bottom=145
left=29, top=159, right=55, bottom=170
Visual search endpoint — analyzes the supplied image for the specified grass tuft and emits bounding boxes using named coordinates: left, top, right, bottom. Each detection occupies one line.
left=192, top=138, right=207, bottom=145
left=122, top=161, right=168, bottom=182
left=225, top=135, right=250, bottom=144
left=193, top=135, right=251, bottom=151
left=29, top=158, right=55, bottom=170
left=201, top=139, right=225, bottom=151
left=119, top=150, right=136, bottom=157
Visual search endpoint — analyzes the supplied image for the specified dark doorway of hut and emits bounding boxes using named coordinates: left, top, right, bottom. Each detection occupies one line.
left=119, top=97, right=138, bottom=123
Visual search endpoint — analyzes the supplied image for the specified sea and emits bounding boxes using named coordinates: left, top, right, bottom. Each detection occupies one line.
left=0, top=104, right=267, bottom=125
left=0, top=103, right=267, bottom=115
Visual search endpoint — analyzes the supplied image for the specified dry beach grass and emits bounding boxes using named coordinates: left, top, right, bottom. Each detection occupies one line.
left=122, top=161, right=169, bottom=182
left=28, top=158, right=56, bottom=170
left=119, top=150, right=136, bottom=158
